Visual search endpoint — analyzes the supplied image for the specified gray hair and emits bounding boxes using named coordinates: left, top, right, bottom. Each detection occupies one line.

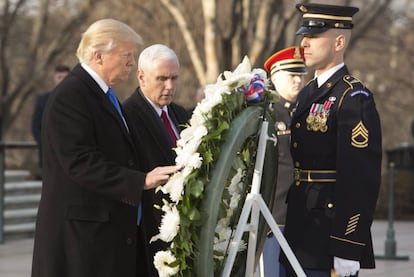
left=76, top=18, right=143, bottom=64
left=138, top=44, right=179, bottom=71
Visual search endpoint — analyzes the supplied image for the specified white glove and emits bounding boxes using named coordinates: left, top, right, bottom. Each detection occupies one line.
left=333, top=256, right=360, bottom=277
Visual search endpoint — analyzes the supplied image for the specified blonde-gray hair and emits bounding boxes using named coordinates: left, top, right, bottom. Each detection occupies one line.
left=76, top=18, right=143, bottom=64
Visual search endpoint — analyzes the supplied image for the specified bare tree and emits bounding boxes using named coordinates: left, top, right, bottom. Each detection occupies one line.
left=157, top=0, right=302, bottom=85
left=0, top=0, right=98, bottom=139
left=2, top=0, right=412, bottom=172
left=132, top=0, right=395, bottom=87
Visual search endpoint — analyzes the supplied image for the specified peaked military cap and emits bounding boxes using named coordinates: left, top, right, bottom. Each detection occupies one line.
left=296, top=3, right=359, bottom=35
left=264, top=47, right=307, bottom=76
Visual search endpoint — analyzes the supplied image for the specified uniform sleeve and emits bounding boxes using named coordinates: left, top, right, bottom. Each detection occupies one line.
left=330, top=88, right=382, bottom=260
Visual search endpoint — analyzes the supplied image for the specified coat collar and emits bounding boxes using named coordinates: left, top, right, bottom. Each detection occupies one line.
left=294, top=65, right=350, bottom=117
left=72, top=64, right=133, bottom=144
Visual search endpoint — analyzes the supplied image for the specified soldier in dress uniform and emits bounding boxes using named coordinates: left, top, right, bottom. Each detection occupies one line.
left=281, top=3, right=382, bottom=277
left=258, top=46, right=307, bottom=277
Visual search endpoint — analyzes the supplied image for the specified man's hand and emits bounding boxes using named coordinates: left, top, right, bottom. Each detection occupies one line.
left=144, top=165, right=178, bottom=190
left=334, top=256, right=360, bottom=277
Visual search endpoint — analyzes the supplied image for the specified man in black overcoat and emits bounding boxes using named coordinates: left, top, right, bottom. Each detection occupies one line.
left=31, top=20, right=177, bottom=277
left=31, top=64, right=70, bottom=179
left=123, top=44, right=190, bottom=276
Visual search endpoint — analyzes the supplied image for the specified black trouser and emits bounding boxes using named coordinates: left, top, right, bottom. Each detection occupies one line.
left=136, top=227, right=151, bottom=277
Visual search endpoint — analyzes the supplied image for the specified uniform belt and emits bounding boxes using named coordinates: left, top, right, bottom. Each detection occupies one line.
left=294, top=169, right=336, bottom=183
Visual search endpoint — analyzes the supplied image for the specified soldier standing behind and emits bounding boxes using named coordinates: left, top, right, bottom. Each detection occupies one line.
left=258, top=46, right=307, bottom=277
left=31, top=64, right=70, bottom=179
left=281, top=3, right=382, bottom=277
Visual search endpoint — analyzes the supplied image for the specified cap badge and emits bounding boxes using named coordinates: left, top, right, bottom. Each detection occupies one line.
left=294, top=47, right=301, bottom=59
left=299, top=5, right=308, bottom=13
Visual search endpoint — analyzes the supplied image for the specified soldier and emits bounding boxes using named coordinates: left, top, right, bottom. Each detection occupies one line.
left=281, top=3, right=382, bottom=277
left=259, top=46, right=307, bottom=277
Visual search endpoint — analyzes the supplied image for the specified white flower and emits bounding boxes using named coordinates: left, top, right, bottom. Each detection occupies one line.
left=229, top=194, right=241, bottom=209
left=192, top=124, right=208, bottom=140
left=161, top=171, right=185, bottom=202
left=151, top=204, right=180, bottom=243
left=187, top=152, right=203, bottom=170
left=213, top=168, right=247, bottom=257
left=181, top=165, right=194, bottom=179
left=153, top=250, right=179, bottom=277
left=213, top=227, right=232, bottom=254
left=189, top=108, right=206, bottom=126
left=198, top=93, right=223, bottom=114
left=175, top=134, right=204, bottom=169
left=233, top=56, right=252, bottom=74
left=216, top=218, right=230, bottom=230
left=228, top=168, right=244, bottom=195
left=204, top=83, right=223, bottom=97
left=213, top=225, right=247, bottom=257
left=176, top=125, right=206, bottom=156
left=177, top=123, right=205, bottom=147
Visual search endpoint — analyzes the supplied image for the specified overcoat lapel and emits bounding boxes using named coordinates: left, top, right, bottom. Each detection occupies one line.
left=130, top=89, right=176, bottom=162
left=72, top=65, right=135, bottom=148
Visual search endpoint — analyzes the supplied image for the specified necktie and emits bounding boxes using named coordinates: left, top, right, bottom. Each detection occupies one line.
left=308, top=78, right=318, bottom=97
left=107, top=88, right=124, bottom=119
left=137, top=204, right=142, bottom=225
left=161, top=110, right=177, bottom=145
left=107, top=88, right=129, bottom=131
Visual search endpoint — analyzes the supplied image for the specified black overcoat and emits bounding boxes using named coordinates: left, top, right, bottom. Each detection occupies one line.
left=122, top=88, right=189, bottom=276
left=31, top=64, right=147, bottom=277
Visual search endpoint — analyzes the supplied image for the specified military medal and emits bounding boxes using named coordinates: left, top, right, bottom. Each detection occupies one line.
left=306, top=115, right=314, bottom=124
left=276, top=121, right=287, bottom=131
left=306, top=98, right=336, bottom=132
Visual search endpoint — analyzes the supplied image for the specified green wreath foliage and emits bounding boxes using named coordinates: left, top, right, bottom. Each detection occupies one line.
left=152, top=57, right=278, bottom=277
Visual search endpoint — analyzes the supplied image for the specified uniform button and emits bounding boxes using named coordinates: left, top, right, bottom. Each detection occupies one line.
left=126, top=237, right=133, bottom=245
left=293, top=142, right=298, bottom=148
left=327, top=203, right=334, bottom=209
left=295, top=162, right=300, bottom=167
left=128, top=159, right=135, bottom=166
left=295, top=181, right=300, bottom=186
left=295, top=122, right=301, bottom=128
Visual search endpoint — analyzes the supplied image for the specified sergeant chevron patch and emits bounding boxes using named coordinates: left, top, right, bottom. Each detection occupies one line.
left=345, top=213, right=360, bottom=235
left=351, top=121, right=368, bottom=148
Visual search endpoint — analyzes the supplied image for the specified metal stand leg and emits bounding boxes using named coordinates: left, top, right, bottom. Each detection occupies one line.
left=221, top=121, right=305, bottom=277
left=375, top=162, right=409, bottom=260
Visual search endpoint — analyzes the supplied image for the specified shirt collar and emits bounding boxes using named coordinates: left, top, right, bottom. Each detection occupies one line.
left=315, top=63, right=344, bottom=88
left=141, top=92, right=168, bottom=117
left=81, top=63, right=109, bottom=93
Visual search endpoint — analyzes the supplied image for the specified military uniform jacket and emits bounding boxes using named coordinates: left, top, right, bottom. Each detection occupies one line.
left=271, top=96, right=295, bottom=225
left=31, top=64, right=147, bottom=277
left=122, top=88, right=189, bottom=276
left=282, top=66, right=382, bottom=271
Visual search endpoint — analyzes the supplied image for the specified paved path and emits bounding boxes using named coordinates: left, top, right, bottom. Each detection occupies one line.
left=0, top=220, right=413, bottom=276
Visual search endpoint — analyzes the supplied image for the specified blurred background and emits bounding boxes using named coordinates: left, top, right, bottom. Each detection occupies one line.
left=1, top=0, right=413, bottom=222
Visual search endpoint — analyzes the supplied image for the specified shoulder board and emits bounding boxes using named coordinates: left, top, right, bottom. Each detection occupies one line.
left=337, top=75, right=371, bottom=109
left=305, top=79, right=314, bottom=86
left=342, top=75, right=364, bottom=90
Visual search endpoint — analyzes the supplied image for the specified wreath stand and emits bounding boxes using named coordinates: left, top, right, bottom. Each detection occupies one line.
left=221, top=119, right=306, bottom=277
